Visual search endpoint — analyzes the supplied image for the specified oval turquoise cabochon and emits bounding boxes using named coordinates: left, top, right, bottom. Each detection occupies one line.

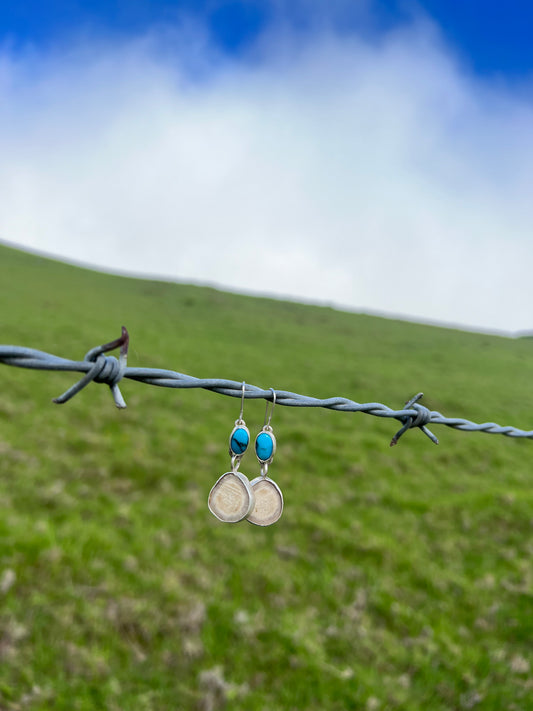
left=230, top=427, right=249, bottom=455
left=255, top=431, right=274, bottom=462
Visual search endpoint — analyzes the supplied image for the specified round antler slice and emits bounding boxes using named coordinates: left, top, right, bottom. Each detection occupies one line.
left=208, top=472, right=255, bottom=523
left=247, top=477, right=284, bottom=526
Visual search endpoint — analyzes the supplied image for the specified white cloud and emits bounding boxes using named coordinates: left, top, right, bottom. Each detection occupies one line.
left=1, top=19, right=532, bottom=333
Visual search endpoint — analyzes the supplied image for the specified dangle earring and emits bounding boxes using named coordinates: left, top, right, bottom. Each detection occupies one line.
left=247, top=389, right=284, bottom=526
left=208, top=382, right=255, bottom=523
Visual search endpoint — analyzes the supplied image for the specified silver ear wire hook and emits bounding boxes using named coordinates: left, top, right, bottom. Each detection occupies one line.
left=248, top=388, right=283, bottom=526
left=208, top=380, right=254, bottom=523
left=238, top=381, right=246, bottom=424
left=264, top=388, right=276, bottom=429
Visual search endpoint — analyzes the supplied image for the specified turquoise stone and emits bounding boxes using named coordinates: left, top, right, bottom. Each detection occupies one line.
left=255, top=431, right=274, bottom=462
left=230, top=427, right=249, bottom=455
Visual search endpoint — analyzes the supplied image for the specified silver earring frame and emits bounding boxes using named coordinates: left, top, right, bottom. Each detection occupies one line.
left=247, top=389, right=284, bottom=526
left=208, top=382, right=255, bottom=523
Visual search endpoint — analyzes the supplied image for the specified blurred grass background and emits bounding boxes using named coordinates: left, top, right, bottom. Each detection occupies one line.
left=0, top=243, right=531, bottom=710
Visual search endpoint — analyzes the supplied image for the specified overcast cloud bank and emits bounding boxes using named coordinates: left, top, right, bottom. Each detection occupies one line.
left=1, top=18, right=532, bottom=333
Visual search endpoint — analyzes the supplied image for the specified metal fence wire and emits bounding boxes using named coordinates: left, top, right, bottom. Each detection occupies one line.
left=1, top=327, right=532, bottom=447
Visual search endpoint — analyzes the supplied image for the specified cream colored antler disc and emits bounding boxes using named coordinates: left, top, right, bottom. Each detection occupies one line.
left=247, top=476, right=283, bottom=526
left=208, top=472, right=255, bottom=523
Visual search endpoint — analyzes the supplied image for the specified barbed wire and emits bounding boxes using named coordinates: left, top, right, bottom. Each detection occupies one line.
left=1, top=327, right=532, bottom=447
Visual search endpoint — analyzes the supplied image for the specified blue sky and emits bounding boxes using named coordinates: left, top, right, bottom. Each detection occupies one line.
left=2, top=0, right=532, bottom=77
left=1, top=2, right=533, bottom=333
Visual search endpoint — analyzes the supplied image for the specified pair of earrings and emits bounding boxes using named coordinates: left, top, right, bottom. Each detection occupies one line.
left=208, top=383, right=283, bottom=526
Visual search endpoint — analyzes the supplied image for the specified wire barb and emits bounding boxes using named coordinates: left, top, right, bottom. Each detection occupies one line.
left=1, top=327, right=533, bottom=444
left=390, top=393, right=439, bottom=447
left=52, top=326, right=129, bottom=409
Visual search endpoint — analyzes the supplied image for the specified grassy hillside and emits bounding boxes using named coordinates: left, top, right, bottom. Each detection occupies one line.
left=0, top=243, right=531, bottom=710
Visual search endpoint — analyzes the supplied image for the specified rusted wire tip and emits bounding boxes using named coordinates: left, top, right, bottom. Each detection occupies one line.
left=120, top=326, right=129, bottom=358
left=99, top=327, right=129, bottom=357
left=390, top=419, right=411, bottom=446
left=52, top=327, right=129, bottom=407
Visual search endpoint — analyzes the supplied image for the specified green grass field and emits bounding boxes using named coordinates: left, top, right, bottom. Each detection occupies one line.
left=0, top=243, right=531, bottom=710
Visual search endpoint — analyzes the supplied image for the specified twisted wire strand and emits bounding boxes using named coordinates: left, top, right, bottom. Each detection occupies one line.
left=1, top=328, right=532, bottom=446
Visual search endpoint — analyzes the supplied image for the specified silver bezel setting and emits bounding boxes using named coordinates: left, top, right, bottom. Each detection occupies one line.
left=208, top=471, right=255, bottom=523
left=228, top=420, right=250, bottom=458
left=247, top=476, right=284, bottom=527
left=254, top=426, right=277, bottom=465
